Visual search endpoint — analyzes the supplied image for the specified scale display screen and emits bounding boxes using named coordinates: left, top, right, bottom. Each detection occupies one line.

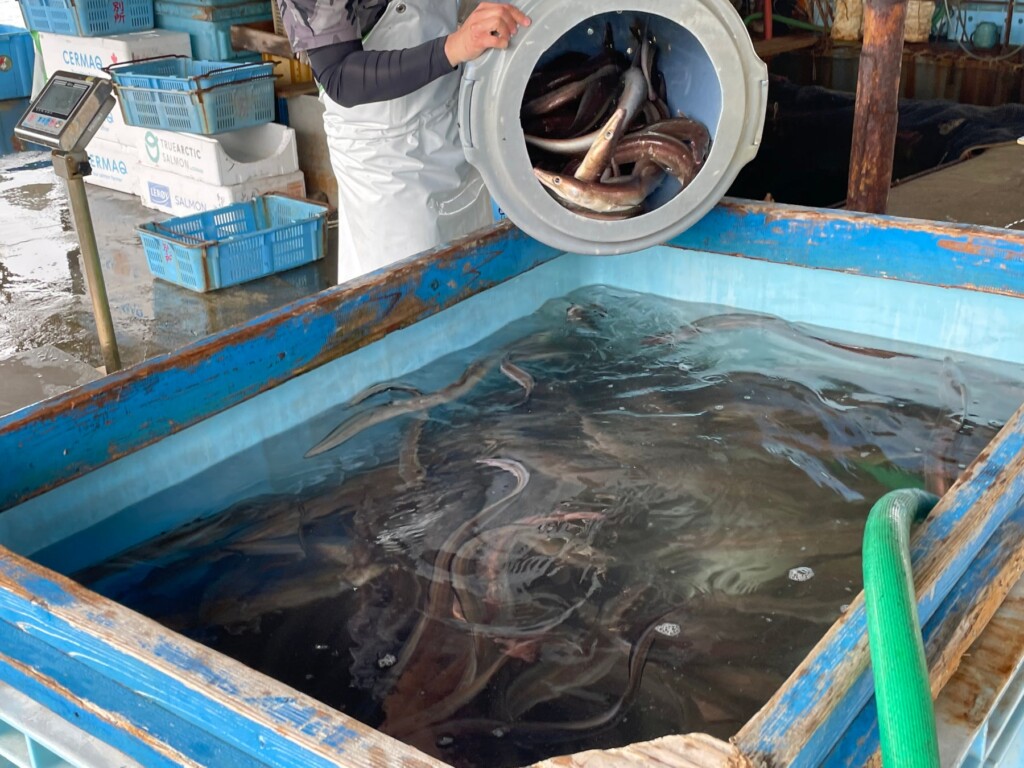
left=34, top=79, right=91, bottom=122
left=34, top=78, right=90, bottom=120
left=14, top=71, right=114, bottom=151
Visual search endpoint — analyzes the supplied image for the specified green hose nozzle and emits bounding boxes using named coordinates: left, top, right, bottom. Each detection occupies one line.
left=863, top=488, right=941, bottom=768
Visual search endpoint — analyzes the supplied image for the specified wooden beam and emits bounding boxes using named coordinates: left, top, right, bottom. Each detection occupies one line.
left=230, top=20, right=296, bottom=59
left=528, top=732, right=751, bottom=767
left=275, top=81, right=318, bottom=99
left=846, top=0, right=909, bottom=213
left=752, top=32, right=820, bottom=58
left=933, top=576, right=1024, bottom=766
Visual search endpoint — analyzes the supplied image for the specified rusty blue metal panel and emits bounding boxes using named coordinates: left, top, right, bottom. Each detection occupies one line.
left=674, top=199, right=1024, bottom=298
left=0, top=224, right=562, bottom=512
left=734, top=404, right=1024, bottom=766
left=0, top=552, right=438, bottom=767
left=820, top=501, right=1024, bottom=767
left=0, top=628, right=241, bottom=768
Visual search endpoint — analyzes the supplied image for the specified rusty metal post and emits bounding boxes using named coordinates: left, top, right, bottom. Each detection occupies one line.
left=846, top=0, right=908, bottom=213
left=54, top=150, right=122, bottom=373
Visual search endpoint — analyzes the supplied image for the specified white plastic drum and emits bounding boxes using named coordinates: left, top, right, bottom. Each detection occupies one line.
left=458, top=0, right=769, bottom=254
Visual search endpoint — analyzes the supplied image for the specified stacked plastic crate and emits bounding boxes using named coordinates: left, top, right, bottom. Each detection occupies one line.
left=108, top=56, right=305, bottom=214
left=0, top=24, right=36, bottom=155
left=135, top=0, right=308, bottom=215
left=0, top=26, right=34, bottom=104
left=22, top=0, right=192, bottom=192
left=153, top=0, right=270, bottom=63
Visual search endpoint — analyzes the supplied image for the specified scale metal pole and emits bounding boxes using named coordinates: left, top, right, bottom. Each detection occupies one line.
left=52, top=150, right=122, bottom=373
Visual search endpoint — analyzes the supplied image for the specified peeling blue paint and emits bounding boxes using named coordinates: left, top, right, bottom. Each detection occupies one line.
left=152, top=639, right=242, bottom=697
left=674, top=201, right=1024, bottom=297
left=0, top=205, right=1023, bottom=767
left=0, top=580, right=382, bottom=767
left=0, top=559, right=76, bottom=608
left=821, top=507, right=1024, bottom=766
left=740, top=412, right=1024, bottom=765
left=0, top=226, right=560, bottom=511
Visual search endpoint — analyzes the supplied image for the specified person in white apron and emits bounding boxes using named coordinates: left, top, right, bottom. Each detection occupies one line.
left=275, top=0, right=530, bottom=283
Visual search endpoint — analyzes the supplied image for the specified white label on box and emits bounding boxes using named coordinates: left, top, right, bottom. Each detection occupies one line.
left=138, top=166, right=307, bottom=216
left=138, top=124, right=299, bottom=187
left=140, top=131, right=205, bottom=176
left=37, top=30, right=192, bottom=79
left=85, top=137, right=138, bottom=196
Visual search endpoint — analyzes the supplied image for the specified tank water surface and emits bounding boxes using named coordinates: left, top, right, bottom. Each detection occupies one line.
left=65, top=284, right=1024, bottom=768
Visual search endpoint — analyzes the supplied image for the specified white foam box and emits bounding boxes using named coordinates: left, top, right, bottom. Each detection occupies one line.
left=36, top=30, right=192, bottom=80
left=94, top=107, right=146, bottom=146
left=137, top=166, right=306, bottom=215
left=84, top=137, right=140, bottom=195
left=137, top=123, right=299, bottom=186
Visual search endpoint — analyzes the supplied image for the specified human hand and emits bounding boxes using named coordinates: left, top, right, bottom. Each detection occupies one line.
left=444, top=3, right=531, bottom=67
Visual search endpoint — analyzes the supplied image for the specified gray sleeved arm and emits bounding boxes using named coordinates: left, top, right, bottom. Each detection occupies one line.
left=306, top=37, right=456, bottom=108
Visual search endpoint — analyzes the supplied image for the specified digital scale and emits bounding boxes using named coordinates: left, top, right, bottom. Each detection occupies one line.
left=15, top=71, right=121, bottom=372
left=15, top=72, right=115, bottom=152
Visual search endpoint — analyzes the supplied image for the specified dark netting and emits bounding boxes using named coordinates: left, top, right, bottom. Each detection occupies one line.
left=728, top=74, right=1024, bottom=207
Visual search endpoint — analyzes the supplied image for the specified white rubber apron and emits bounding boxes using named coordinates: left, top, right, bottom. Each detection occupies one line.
left=321, top=0, right=493, bottom=283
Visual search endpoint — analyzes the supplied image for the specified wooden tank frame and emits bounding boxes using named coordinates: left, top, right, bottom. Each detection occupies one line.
left=1, top=200, right=1024, bottom=767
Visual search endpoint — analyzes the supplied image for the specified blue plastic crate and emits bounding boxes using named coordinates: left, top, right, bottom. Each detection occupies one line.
left=137, top=194, right=328, bottom=292
left=0, top=97, right=37, bottom=155
left=0, top=25, right=34, bottom=100
left=154, top=0, right=270, bottom=22
left=155, top=9, right=270, bottom=59
left=107, top=55, right=269, bottom=90
left=108, top=56, right=276, bottom=133
left=18, top=0, right=153, bottom=36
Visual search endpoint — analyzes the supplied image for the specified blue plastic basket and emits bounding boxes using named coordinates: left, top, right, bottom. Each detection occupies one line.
left=108, top=56, right=276, bottom=134
left=155, top=11, right=270, bottom=59
left=154, top=0, right=269, bottom=21
left=107, top=55, right=269, bottom=90
left=0, top=25, right=34, bottom=100
left=18, top=0, right=153, bottom=36
left=137, top=195, right=328, bottom=292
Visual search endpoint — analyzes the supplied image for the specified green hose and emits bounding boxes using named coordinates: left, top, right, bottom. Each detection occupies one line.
left=863, top=488, right=941, bottom=768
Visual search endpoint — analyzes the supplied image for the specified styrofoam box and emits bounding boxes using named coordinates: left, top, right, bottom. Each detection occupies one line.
left=36, top=29, right=191, bottom=80
left=137, top=165, right=306, bottom=215
left=94, top=108, right=145, bottom=146
left=138, top=123, right=299, bottom=186
left=85, top=137, right=139, bottom=195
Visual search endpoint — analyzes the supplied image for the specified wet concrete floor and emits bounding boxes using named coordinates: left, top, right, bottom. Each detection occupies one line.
left=0, top=149, right=334, bottom=416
